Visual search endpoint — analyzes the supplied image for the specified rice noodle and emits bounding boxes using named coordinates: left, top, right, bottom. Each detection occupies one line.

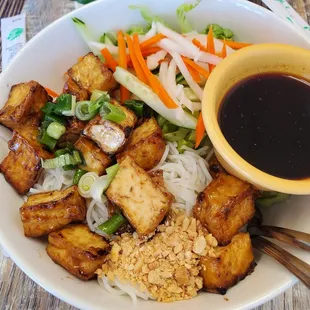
left=98, top=275, right=155, bottom=305
left=156, top=142, right=212, bottom=215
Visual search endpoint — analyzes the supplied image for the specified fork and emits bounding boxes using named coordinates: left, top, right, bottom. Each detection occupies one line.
left=248, top=223, right=310, bottom=288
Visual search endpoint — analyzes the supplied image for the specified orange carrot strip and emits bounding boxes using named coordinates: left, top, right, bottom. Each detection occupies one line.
left=221, top=41, right=227, bottom=58
left=127, top=46, right=162, bottom=67
left=140, top=34, right=165, bottom=50
left=192, top=38, right=208, bottom=52
left=223, top=40, right=252, bottom=50
left=125, top=34, right=148, bottom=85
left=118, top=31, right=130, bottom=103
left=100, top=48, right=118, bottom=72
left=44, top=87, right=59, bottom=98
left=207, top=27, right=216, bottom=72
left=133, top=34, right=178, bottom=109
left=195, top=112, right=205, bottom=148
left=181, top=56, right=210, bottom=79
left=185, top=63, right=201, bottom=83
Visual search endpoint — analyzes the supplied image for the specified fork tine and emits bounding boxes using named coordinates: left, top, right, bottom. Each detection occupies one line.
left=252, top=236, right=310, bottom=288
left=250, top=226, right=310, bottom=251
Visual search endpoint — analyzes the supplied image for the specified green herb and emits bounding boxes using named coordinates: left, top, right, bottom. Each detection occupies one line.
left=205, top=24, right=234, bottom=40
left=98, top=213, right=127, bottom=235
left=53, top=94, right=73, bottom=115
left=100, top=102, right=126, bottom=123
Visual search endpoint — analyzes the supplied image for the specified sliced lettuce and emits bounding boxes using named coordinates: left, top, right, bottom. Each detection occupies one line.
left=129, top=5, right=168, bottom=26
left=176, top=1, right=200, bottom=33
left=127, top=25, right=149, bottom=35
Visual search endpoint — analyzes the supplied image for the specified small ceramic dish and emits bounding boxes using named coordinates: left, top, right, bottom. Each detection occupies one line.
left=203, top=43, right=310, bottom=194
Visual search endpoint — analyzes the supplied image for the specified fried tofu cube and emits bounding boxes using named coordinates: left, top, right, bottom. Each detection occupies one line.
left=208, top=155, right=226, bottom=178
left=200, top=233, right=256, bottom=294
left=106, top=156, right=173, bottom=235
left=59, top=117, right=87, bottom=145
left=193, top=173, right=256, bottom=245
left=74, top=136, right=112, bottom=175
left=46, top=224, right=109, bottom=280
left=0, top=81, right=49, bottom=130
left=0, top=128, right=53, bottom=195
left=83, top=100, right=137, bottom=154
left=117, top=117, right=166, bottom=170
left=68, top=52, right=117, bottom=93
left=63, top=77, right=90, bottom=101
left=20, top=186, right=86, bottom=237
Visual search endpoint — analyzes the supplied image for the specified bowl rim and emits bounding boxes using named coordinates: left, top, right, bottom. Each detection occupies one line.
left=0, top=0, right=305, bottom=309
left=203, top=43, right=310, bottom=195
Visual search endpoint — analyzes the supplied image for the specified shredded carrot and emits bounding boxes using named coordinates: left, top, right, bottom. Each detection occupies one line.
left=133, top=34, right=178, bottom=109
left=44, top=87, right=59, bottom=98
left=223, top=40, right=252, bottom=50
left=142, top=46, right=162, bottom=56
left=181, top=56, right=210, bottom=80
left=186, top=63, right=201, bottom=83
left=207, top=27, right=216, bottom=72
left=125, top=34, right=148, bottom=85
left=195, top=112, right=205, bottom=148
left=140, top=34, right=165, bottom=50
left=127, top=46, right=162, bottom=67
left=221, top=41, right=227, bottom=58
left=192, top=38, right=208, bottom=52
left=158, top=58, right=170, bottom=65
left=118, top=31, right=130, bottom=103
left=100, top=48, right=118, bottom=72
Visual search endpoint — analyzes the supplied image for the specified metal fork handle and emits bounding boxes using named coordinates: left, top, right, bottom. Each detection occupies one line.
left=252, top=236, right=310, bottom=288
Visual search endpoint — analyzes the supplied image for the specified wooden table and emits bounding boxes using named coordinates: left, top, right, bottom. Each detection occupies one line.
left=0, top=0, right=309, bottom=309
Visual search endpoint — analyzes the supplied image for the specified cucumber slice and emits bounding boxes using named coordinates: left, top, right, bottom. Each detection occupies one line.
left=113, top=67, right=197, bottom=129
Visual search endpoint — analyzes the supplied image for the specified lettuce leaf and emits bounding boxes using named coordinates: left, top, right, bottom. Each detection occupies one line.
left=176, top=1, right=200, bottom=33
left=129, top=5, right=168, bottom=26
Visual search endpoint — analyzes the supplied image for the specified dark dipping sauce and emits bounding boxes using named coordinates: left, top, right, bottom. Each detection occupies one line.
left=219, top=73, right=310, bottom=180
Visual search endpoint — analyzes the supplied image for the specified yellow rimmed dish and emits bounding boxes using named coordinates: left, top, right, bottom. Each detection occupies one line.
left=203, top=43, right=310, bottom=194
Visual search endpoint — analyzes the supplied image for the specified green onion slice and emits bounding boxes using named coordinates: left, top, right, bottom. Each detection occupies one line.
left=100, top=103, right=126, bottom=123
left=98, top=213, right=127, bottom=235
left=75, top=101, right=97, bottom=121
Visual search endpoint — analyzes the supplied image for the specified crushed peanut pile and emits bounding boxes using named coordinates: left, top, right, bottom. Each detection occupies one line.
left=96, top=210, right=218, bottom=302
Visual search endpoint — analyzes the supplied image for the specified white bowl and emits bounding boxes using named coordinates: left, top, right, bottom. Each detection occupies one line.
left=0, top=0, right=309, bottom=309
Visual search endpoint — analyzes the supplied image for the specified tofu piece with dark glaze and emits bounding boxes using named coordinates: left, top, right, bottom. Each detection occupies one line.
left=74, top=136, right=112, bottom=175
left=46, top=224, right=109, bottom=280
left=20, top=186, right=86, bottom=237
left=0, top=81, right=50, bottom=130
left=106, top=156, right=173, bottom=235
left=83, top=100, right=137, bottom=154
left=117, top=117, right=166, bottom=170
left=68, top=52, right=117, bottom=93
